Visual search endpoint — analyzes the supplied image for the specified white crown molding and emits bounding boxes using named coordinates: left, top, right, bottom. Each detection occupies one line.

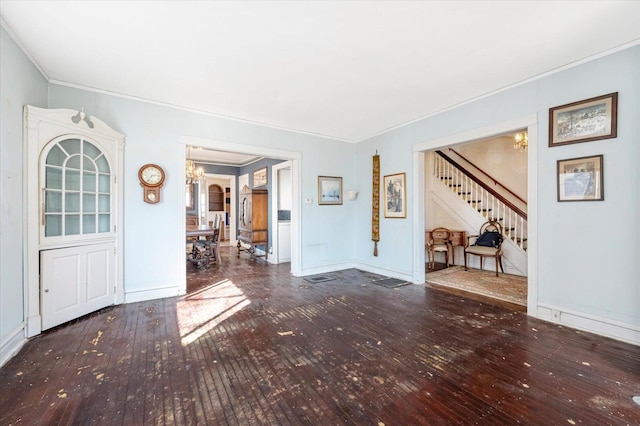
left=0, top=16, right=50, bottom=80
left=358, top=39, right=640, bottom=143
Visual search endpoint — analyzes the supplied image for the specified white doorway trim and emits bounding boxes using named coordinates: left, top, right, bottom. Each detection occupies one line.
left=179, top=136, right=303, bottom=277
left=412, top=114, right=538, bottom=316
left=270, top=161, right=292, bottom=265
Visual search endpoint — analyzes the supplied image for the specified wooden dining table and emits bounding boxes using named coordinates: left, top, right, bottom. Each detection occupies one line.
left=186, top=225, right=221, bottom=266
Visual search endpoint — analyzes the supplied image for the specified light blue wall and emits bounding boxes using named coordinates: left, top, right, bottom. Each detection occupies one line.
left=47, top=84, right=356, bottom=297
left=356, top=45, right=640, bottom=330
left=535, top=47, right=639, bottom=324
left=0, top=26, right=48, bottom=360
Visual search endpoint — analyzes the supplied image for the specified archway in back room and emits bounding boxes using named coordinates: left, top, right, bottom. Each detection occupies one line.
left=412, top=114, right=539, bottom=316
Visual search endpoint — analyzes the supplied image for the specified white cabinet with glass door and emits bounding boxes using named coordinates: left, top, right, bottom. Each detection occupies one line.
left=25, top=107, right=124, bottom=334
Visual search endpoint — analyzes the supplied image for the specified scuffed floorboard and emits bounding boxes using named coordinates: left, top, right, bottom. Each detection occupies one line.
left=1, top=248, right=639, bottom=425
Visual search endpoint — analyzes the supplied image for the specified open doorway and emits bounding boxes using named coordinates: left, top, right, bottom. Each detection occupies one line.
left=412, top=115, right=538, bottom=315
left=271, top=161, right=292, bottom=265
left=201, top=175, right=235, bottom=245
left=179, top=137, right=302, bottom=295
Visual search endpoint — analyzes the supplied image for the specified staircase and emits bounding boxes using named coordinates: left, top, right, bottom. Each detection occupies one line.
left=431, top=150, right=528, bottom=275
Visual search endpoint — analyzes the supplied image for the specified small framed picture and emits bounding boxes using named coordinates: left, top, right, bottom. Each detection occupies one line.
left=557, top=155, right=604, bottom=202
left=318, top=176, right=342, bottom=205
left=549, top=92, right=618, bottom=147
left=384, top=172, right=406, bottom=218
left=253, top=167, right=267, bottom=187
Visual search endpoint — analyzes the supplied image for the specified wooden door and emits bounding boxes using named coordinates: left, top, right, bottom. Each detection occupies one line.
left=40, top=242, right=115, bottom=330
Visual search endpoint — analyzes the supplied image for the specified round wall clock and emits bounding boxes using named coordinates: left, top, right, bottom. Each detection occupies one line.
left=138, top=164, right=165, bottom=204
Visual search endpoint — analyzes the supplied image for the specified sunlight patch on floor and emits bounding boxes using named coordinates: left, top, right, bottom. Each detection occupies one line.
left=177, top=279, right=251, bottom=345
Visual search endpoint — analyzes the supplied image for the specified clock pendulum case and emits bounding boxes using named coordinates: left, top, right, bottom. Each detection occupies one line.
left=138, top=164, right=166, bottom=204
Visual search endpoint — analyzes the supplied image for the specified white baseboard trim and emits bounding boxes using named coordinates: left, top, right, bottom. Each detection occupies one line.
left=353, top=262, right=416, bottom=283
left=300, top=261, right=357, bottom=277
left=26, top=314, right=42, bottom=337
left=537, top=303, right=640, bottom=346
left=300, top=261, right=416, bottom=284
left=124, top=285, right=182, bottom=304
left=1, top=323, right=26, bottom=368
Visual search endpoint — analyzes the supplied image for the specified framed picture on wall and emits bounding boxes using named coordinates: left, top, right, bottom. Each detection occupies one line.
left=549, top=92, right=618, bottom=147
left=253, top=167, right=268, bottom=187
left=318, top=176, right=342, bottom=205
left=557, top=155, right=604, bottom=202
left=384, top=172, right=406, bottom=218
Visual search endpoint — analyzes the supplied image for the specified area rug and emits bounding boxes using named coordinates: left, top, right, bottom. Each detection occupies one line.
left=426, top=266, right=527, bottom=306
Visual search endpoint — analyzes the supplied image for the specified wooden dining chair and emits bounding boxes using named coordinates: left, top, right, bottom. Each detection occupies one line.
left=464, top=219, right=504, bottom=276
left=426, top=227, right=452, bottom=269
left=209, top=228, right=221, bottom=264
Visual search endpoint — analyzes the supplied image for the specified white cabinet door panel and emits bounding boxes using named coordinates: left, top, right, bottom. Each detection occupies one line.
left=41, top=242, right=115, bottom=330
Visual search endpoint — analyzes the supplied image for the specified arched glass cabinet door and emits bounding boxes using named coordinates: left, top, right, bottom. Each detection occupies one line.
left=43, top=137, right=112, bottom=239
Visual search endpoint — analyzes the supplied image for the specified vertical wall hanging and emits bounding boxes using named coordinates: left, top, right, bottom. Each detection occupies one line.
left=372, top=152, right=380, bottom=256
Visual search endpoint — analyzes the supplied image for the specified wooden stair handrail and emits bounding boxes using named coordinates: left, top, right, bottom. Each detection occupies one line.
left=447, top=148, right=527, bottom=205
left=436, top=150, right=527, bottom=220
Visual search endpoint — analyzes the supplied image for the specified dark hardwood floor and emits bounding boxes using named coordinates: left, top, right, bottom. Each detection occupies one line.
left=1, top=247, right=639, bottom=425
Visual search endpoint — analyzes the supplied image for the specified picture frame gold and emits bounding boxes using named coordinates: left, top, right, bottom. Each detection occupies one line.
left=549, top=92, right=618, bottom=147
left=253, top=167, right=268, bottom=187
left=383, top=172, right=406, bottom=218
left=557, top=155, right=604, bottom=202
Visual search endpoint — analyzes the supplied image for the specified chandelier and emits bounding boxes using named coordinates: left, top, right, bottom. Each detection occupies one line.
left=185, top=146, right=204, bottom=184
left=513, top=132, right=528, bottom=152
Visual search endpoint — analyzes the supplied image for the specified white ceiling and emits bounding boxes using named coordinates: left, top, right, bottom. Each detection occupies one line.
left=2, top=1, right=639, bottom=143
left=188, top=147, right=262, bottom=167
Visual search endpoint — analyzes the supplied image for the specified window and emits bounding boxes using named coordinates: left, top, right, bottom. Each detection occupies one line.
left=44, top=138, right=111, bottom=237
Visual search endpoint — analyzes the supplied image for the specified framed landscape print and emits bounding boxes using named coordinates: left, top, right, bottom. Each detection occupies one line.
left=383, top=172, right=406, bottom=218
left=549, top=92, right=618, bottom=147
left=318, top=176, right=342, bottom=205
left=253, top=167, right=268, bottom=187
left=557, top=155, right=603, bottom=202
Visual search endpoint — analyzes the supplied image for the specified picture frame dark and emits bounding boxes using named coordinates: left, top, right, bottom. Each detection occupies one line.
left=383, top=172, right=406, bottom=218
left=318, top=176, right=342, bottom=205
left=557, top=155, right=604, bottom=202
left=549, top=92, right=618, bottom=147
left=253, top=167, right=268, bottom=187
